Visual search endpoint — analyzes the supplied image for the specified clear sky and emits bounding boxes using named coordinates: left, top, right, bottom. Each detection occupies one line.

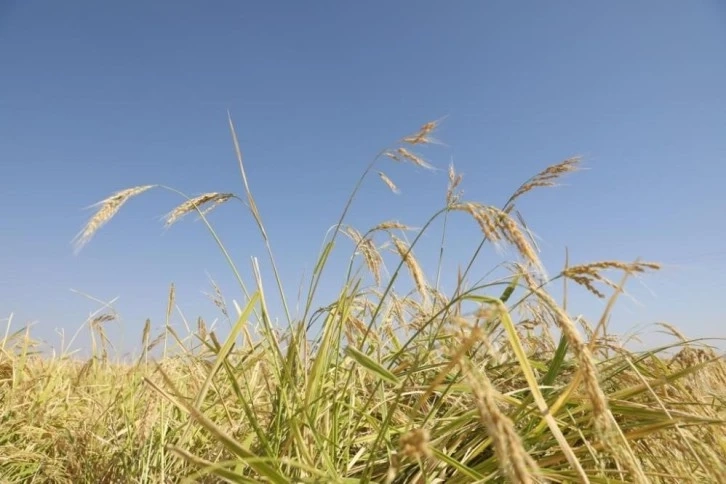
left=1, top=1, right=725, bottom=355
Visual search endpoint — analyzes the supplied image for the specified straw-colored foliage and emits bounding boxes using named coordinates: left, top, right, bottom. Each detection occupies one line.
left=2, top=119, right=724, bottom=483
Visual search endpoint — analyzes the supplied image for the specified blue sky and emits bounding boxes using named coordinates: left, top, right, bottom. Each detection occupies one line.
left=1, top=1, right=724, bottom=355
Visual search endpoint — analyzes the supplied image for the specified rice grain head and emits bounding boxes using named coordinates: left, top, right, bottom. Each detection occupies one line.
left=463, top=359, right=539, bottom=484
left=199, top=193, right=235, bottom=217
left=506, top=156, right=581, bottom=211
left=446, top=162, right=463, bottom=206
left=344, top=227, right=383, bottom=286
left=402, top=119, right=441, bottom=145
left=451, top=202, right=501, bottom=244
left=492, top=207, right=544, bottom=275
left=165, top=192, right=235, bottom=227
left=371, top=220, right=412, bottom=232
left=378, top=171, right=400, bottom=194
left=73, top=185, right=157, bottom=253
left=396, top=147, right=435, bottom=171
left=517, top=263, right=651, bottom=482
left=452, top=203, right=545, bottom=275
left=563, top=261, right=661, bottom=299
left=391, top=235, right=428, bottom=304
left=518, top=265, right=609, bottom=424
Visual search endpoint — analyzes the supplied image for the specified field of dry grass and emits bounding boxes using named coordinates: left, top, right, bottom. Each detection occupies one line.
left=2, top=119, right=724, bottom=483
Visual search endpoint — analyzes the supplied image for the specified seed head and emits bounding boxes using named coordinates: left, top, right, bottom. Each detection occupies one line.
left=73, top=185, right=156, bottom=253
left=378, top=171, right=400, bottom=194
left=165, top=192, right=235, bottom=227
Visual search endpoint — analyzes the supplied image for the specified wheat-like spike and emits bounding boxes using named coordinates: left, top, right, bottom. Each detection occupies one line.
left=371, top=220, right=412, bottom=232
left=566, top=261, right=661, bottom=274
left=451, top=203, right=501, bottom=243
left=344, top=226, right=363, bottom=245
left=165, top=192, right=234, bottom=227
left=402, top=120, right=438, bottom=145
left=378, top=171, right=400, bottom=194
left=90, top=314, right=116, bottom=327
left=505, top=157, right=581, bottom=211
left=563, top=261, right=660, bottom=298
left=198, top=193, right=235, bottom=217
left=396, top=147, right=435, bottom=171
left=516, top=263, right=646, bottom=477
left=344, top=227, right=383, bottom=286
left=446, top=162, right=463, bottom=205
left=141, top=319, right=151, bottom=347
left=453, top=202, right=545, bottom=275
left=203, top=279, right=229, bottom=319
left=462, top=356, right=538, bottom=483
left=491, top=207, right=545, bottom=275
left=73, top=185, right=156, bottom=253
left=390, top=295, right=407, bottom=328
left=197, top=317, right=208, bottom=341
left=391, top=236, right=428, bottom=303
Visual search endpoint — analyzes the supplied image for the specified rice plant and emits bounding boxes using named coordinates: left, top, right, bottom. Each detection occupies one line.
left=1, top=118, right=724, bottom=483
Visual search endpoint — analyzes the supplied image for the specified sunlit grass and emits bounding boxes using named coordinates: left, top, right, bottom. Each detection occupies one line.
left=1, top=118, right=724, bottom=483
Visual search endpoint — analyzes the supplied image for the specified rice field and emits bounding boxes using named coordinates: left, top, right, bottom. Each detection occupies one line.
left=1, top=119, right=724, bottom=483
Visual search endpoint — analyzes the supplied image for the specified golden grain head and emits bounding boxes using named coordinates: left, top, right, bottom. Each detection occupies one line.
left=396, top=147, right=435, bottom=171
left=446, top=162, right=463, bottom=206
left=73, top=185, right=156, bottom=253
left=465, top=364, right=538, bottom=484
left=451, top=202, right=501, bottom=243
left=563, top=261, right=661, bottom=298
left=391, top=235, right=428, bottom=302
left=493, top=208, right=543, bottom=274
left=378, top=171, right=400, bottom=194
left=199, top=193, right=235, bottom=217
left=402, top=120, right=439, bottom=145
left=519, top=263, right=613, bottom=434
left=90, top=314, right=116, bottom=327
left=506, top=156, right=582, bottom=210
left=344, top=226, right=363, bottom=245
left=344, top=227, right=383, bottom=286
left=141, top=319, right=151, bottom=345
left=165, top=192, right=235, bottom=227
left=452, top=203, right=545, bottom=273
left=371, top=220, right=411, bottom=232
left=197, top=317, right=208, bottom=341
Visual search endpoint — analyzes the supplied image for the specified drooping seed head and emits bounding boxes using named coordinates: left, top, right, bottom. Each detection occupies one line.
left=446, top=162, right=463, bottom=205
left=371, top=220, right=412, bottom=232
left=464, top=360, right=538, bottom=483
left=391, top=235, right=428, bottom=304
left=378, top=171, right=400, bottom=194
left=402, top=120, right=440, bottom=145
left=396, top=147, right=435, bottom=171
left=344, top=227, right=383, bottom=286
left=165, top=192, right=234, bottom=227
left=73, top=185, right=157, bottom=253
left=505, top=156, right=582, bottom=212
left=563, top=261, right=661, bottom=298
